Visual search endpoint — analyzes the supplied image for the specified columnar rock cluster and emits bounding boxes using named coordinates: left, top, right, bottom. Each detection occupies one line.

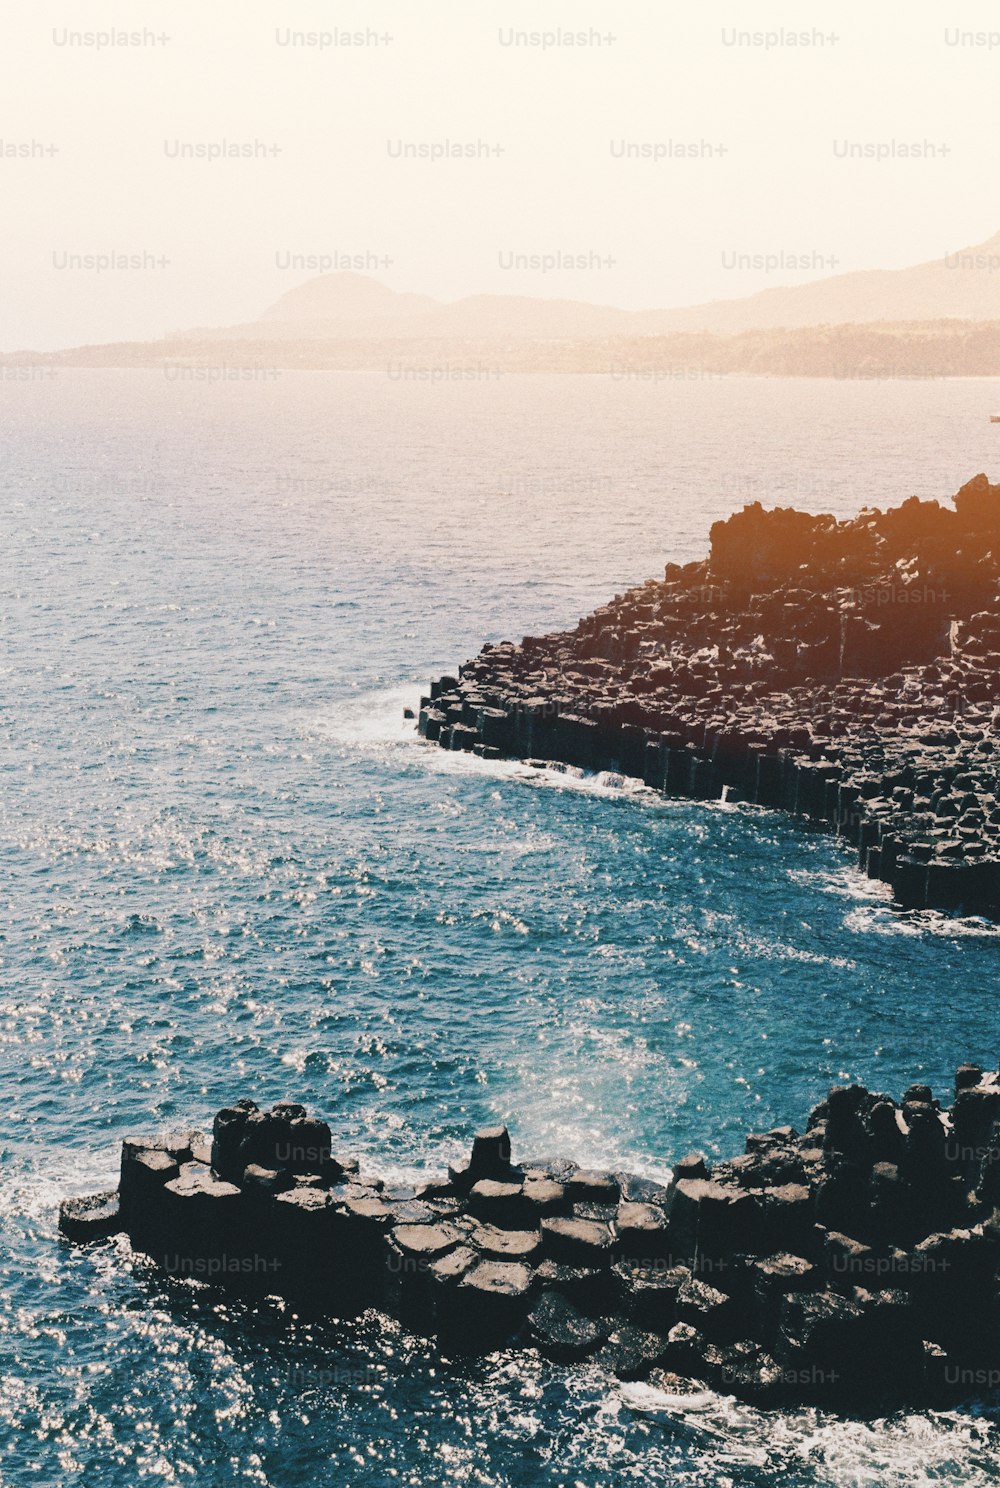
left=62, top=1068, right=1000, bottom=1410
left=419, top=475, right=1000, bottom=916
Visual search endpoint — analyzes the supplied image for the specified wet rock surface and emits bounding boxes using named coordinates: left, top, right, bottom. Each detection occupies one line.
left=420, top=475, right=1000, bottom=917
left=61, top=1072, right=1000, bottom=1412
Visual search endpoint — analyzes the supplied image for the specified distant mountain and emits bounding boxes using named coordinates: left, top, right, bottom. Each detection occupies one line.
left=656, top=229, right=1000, bottom=335
left=202, top=273, right=654, bottom=342
left=187, top=229, right=1000, bottom=343
left=258, top=272, right=435, bottom=323
left=13, top=230, right=1000, bottom=374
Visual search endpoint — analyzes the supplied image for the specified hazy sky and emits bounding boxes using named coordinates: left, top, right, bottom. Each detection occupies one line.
left=4, top=0, right=1000, bottom=349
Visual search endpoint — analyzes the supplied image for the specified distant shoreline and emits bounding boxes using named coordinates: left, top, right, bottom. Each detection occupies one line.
left=9, top=318, right=1000, bottom=380
left=7, top=366, right=1000, bottom=384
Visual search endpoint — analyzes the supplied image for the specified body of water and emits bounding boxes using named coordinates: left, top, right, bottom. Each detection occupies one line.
left=2, top=370, right=1000, bottom=1486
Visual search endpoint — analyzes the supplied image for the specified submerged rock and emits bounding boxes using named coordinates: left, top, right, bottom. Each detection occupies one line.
left=58, top=1190, right=120, bottom=1242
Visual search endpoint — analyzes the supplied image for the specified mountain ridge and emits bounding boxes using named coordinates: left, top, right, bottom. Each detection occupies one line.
left=11, top=230, right=1000, bottom=375
left=183, top=228, right=1000, bottom=344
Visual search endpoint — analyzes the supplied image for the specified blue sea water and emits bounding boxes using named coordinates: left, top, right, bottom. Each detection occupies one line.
left=2, top=369, right=1000, bottom=1485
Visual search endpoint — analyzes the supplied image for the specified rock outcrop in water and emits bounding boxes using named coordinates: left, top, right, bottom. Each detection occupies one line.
left=419, top=474, right=1000, bottom=917
left=62, top=1071, right=1000, bottom=1411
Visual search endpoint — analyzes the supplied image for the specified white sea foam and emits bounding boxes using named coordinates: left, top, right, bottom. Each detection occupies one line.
left=309, top=686, right=658, bottom=801
left=618, top=1380, right=1000, bottom=1485
left=0, top=1150, right=119, bottom=1236
left=789, top=865, right=893, bottom=905
left=843, top=904, right=1000, bottom=940
left=791, top=864, right=1000, bottom=940
left=313, top=684, right=424, bottom=747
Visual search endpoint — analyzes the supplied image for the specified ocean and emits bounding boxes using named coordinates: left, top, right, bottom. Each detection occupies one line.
left=2, top=369, right=1000, bottom=1486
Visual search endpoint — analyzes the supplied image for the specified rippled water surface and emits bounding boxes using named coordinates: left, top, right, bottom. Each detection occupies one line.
left=3, top=370, right=1000, bottom=1486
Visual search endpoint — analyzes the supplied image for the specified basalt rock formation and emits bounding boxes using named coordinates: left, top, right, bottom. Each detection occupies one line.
left=62, top=1070, right=1000, bottom=1411
left=419, top=474, right=1000, bottom=917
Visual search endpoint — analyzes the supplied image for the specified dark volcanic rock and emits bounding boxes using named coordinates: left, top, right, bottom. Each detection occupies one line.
left=62, top=1070, right=1000, bottom=1412
left=418, top=476, right=1000, bottom=918
left=528, top=1290, right=612, bottom=1361
left=58, top=1190, right=122, bottom=1242
left=541, top=1216, right=615, bottom=1268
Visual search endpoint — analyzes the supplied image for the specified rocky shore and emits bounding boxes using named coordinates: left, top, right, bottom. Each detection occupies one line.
left=62, top=1068, right=1000, bottom=1412
left=418, top=474, right=1000, bottom=917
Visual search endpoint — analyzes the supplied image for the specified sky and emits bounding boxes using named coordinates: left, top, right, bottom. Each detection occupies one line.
left=3, top=0, right=1000, bottom=350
